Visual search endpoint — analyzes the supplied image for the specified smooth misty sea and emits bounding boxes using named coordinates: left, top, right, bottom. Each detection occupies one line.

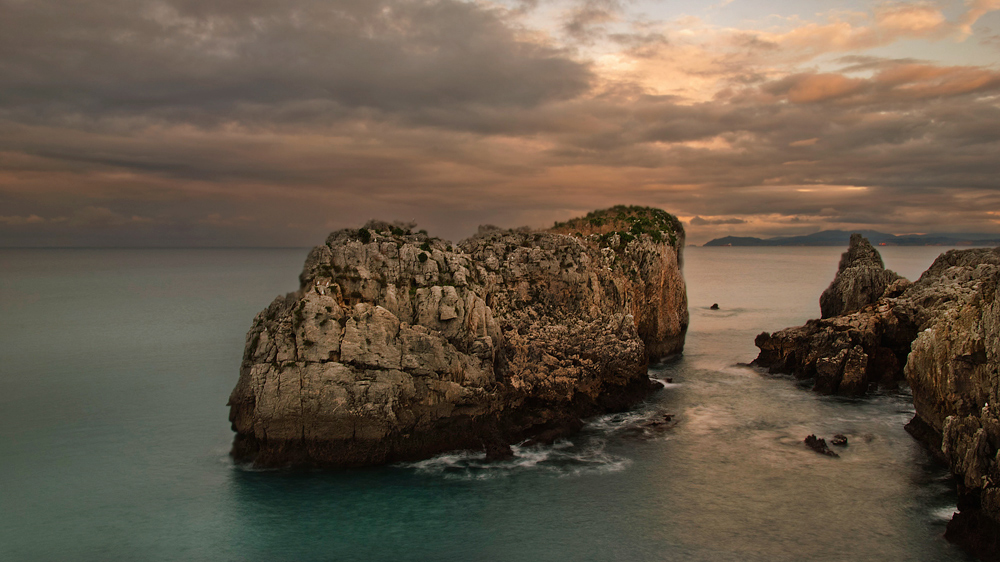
left=0, top=246, right=977, bottom=561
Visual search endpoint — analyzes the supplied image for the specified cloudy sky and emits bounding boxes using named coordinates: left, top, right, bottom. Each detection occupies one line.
left=2, top=0, right=999, bottom=246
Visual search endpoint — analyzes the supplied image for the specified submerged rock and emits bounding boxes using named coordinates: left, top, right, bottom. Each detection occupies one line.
left=804, top=434, right=839, bottom=457
left=228, top=206, right=688, bottom=468
left=755, top=235, right=1000, bottom=558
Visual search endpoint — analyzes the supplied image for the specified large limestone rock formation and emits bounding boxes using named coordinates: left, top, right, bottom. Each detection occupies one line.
left=754, top=236, right=1000, bottom=559
left=902, top=248, right=1000, bottom=559
left=228, top=206, right=688, bottom=468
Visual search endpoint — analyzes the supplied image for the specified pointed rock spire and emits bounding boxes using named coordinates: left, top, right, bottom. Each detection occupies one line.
left=819, top=233, right=904, bottom=318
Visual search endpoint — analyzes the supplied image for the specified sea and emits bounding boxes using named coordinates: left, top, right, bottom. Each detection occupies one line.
left=0, top=246, right=977, bottom=561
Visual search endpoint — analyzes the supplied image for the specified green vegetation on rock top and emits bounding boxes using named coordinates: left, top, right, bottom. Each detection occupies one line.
left=550, top=205, right=682, bottom=247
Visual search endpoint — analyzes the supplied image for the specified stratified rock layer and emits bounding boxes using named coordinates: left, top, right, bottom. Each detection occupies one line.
left=229, top=206, right=688, bottom=468
left=754, top=236, right=1000, bottom=560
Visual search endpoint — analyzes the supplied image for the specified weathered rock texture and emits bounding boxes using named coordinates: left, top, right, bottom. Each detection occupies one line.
left=753, top=235, right=915, bottom=396
left=903, top=248, right=1000, bottom=560
left=819, top=233, right=904, bottom=318
left=754, top=236, right=1000, bottom=560
left=229, top=206, right=688, bottom=468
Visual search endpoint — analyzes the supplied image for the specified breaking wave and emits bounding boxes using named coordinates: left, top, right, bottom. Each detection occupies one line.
left=403, top=403, right=675, bottom=480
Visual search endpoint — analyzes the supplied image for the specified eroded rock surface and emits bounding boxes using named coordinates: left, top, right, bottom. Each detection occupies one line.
left=228, top=206, right=688, bottom=468
left=752, top=235, right=916, bottom=396
left=819, top=233, right=904, bottom=318
left=754, top=236, right=1000, bottom=559
left=903, top=248, right=1000, bottom=559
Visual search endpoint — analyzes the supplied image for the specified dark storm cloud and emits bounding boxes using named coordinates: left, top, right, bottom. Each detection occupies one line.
left=0, top=0, right=591, bottom=123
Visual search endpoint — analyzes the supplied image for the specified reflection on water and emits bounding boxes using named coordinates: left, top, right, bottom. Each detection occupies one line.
left=0, top=247, right=977, bottom=561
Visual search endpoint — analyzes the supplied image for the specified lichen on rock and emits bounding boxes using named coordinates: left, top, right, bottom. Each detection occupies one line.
left=228, top=207, right=688, bottom=468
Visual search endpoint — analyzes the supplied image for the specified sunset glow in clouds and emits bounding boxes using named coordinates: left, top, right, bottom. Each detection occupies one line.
left=1, top=0, right=1000, bottom=245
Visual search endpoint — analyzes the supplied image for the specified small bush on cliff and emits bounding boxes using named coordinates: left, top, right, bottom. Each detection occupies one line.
left=357, top=228, right=372, bottom=243
left=418, top=252, right=428, bottom=263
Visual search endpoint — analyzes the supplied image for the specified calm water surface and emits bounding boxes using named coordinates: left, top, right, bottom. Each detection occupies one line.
left=0, top=246, right=975, bottom=561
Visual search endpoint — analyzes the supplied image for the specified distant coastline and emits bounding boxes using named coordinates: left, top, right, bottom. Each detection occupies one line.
left=703, top=230, right=1000, bottom=247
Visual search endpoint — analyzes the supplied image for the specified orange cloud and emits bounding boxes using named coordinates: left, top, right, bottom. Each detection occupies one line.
left=737, top=1, right=996, bottom=58
left=786, top=74, right=867, bottom=103
left=762, top=63, right=1000, bottom=106
left=874, top=64, right=1000, bottom=98
left=874, top=4, right=947, bottom=34
left=958, top=0, right=1000, bottom=36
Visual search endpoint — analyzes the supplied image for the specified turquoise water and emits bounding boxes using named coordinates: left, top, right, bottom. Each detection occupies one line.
left=0, top=246, right=974, bottom=561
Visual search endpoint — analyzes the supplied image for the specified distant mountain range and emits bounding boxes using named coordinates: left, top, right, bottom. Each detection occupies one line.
left=703, top=230, right=1000, bottom=247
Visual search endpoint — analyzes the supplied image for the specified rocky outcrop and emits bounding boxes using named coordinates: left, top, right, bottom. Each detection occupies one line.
left=902, top=248, right=1000, bottom=560
left=228, top=206, right=688, bottom=468
left=819, top=233, right=904, bottom=318
left=754, top=236, right=1000, bottom=559
left=752, top=234, right=916, bottom=396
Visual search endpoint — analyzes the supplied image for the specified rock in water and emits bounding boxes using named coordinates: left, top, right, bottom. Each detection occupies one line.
left=228, top=206, right=688, bottom=468
left=754, top=236, right=1000, bottom=557
left=752, top=234, right=916, bottom=396
left=819, top=233, right=903, bottom=319
left=804, top=434, right=839, bottom=457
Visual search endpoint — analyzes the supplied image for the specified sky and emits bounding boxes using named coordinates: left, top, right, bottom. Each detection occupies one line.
left=1, top=0, right=1000, bottom=246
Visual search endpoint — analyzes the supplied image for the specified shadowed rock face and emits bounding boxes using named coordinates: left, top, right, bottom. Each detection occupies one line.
left=754, top=235, right=1000, bottom=559
left=228, top=206, right=688, bottom=468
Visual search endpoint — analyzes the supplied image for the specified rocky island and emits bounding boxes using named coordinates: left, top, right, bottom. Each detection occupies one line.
left=753, top=234, right=1000, bottom=559
left=228, top=206, right=688, bottom=468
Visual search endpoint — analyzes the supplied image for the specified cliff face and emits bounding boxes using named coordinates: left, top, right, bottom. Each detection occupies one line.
left=753, top=236, right=1000, bottom=559
left=902, top=249, right=1000, bottom=558
left=228, top=206, right=688, bottom=468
